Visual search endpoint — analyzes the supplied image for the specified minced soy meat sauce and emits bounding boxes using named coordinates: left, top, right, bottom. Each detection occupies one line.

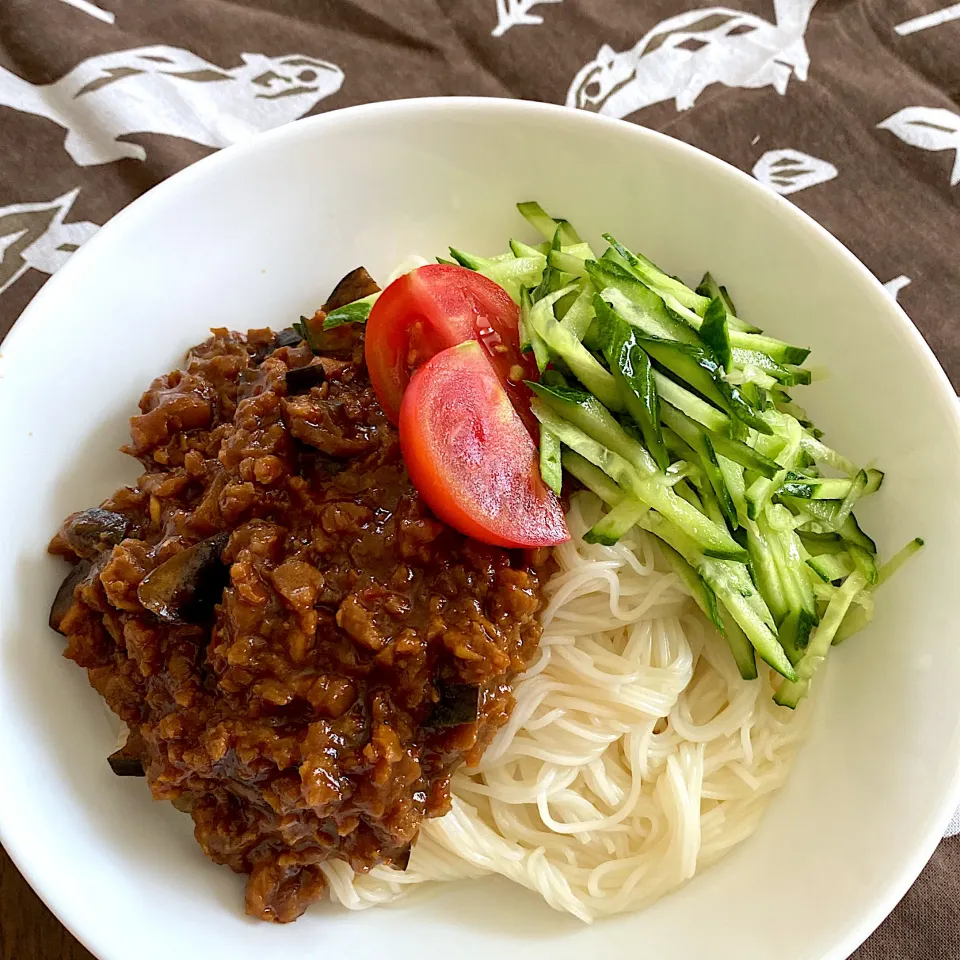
left=49, top=295, right=547, bottom=923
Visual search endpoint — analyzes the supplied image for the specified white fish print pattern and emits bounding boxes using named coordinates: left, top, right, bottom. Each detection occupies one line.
left=894, top=4, right=960, bottom=36
left=878, top=107, right=960, bottom=186
left=883, top=276, right=911, bottom=302
left=752, top=148, right=837, bottom=195
left=58, top=0, right=115, bottom=23
left=566, top=0, right=818, bottom=119
left=492, top=0, right=561, bottom=37
left=0, top=189, right=99, bottom=297
left=0, top=45, right=344, bottom=167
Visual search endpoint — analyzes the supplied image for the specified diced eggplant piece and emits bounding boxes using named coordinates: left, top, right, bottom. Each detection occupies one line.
left=108, top=730, right=146, bottom=777
left=273, top=327, right=303, bottom=350
left=322, top=266, right=380, bottom=312
left=137, top=532, right=229, bottom=624
left=429, top=683, right=481, bottom=728
left=254, top=327, right=303, bottom=363
left=390, top=844, right=412, bottom=871
left=49, top=560, right=92, bottom=634
left=285, top=363, right=326, bottom=395
left=107, top=751, right=145, bottom=777
left=60, top=508, right=132, bottom=559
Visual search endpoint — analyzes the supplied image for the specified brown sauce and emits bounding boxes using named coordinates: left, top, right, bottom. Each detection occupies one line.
left=49, top=319, right=547, bottom=922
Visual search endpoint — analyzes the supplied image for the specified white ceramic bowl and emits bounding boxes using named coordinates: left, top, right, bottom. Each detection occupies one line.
left=2, top=98, right=959, bottom=960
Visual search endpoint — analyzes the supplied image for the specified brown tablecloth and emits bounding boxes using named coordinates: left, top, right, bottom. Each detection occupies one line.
left=1, top=1, right=958, bottom=957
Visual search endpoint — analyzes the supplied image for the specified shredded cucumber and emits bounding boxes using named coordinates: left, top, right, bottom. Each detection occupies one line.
left=431, top=201, right=921, bottom=703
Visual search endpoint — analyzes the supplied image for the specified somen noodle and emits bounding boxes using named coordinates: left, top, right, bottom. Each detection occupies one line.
left=322, top=490, right=809, bottom=921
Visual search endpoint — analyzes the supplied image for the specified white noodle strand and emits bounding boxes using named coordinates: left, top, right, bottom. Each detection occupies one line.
left=322, top=492, right=809, bottom=920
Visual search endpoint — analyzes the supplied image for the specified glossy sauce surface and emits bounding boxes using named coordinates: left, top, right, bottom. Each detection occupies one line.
left=50, top=321, right=546, bottom=922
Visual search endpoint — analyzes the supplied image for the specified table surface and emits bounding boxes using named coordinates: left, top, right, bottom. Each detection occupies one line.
left=1, top=1, right=959, bottom=957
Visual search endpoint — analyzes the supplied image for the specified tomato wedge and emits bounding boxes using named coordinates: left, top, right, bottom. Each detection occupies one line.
left=365, top=263, right=536, bottom=425
left=400, top=340, right=568, bottom=549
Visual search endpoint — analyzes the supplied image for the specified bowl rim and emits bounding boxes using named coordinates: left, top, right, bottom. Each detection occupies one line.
left=2, top=95, right=959, bottom=960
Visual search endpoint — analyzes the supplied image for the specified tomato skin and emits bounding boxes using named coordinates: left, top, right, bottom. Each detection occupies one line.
left=399, top=340, right=568, bottom=549
left=365, top=264, right=536, bottom=425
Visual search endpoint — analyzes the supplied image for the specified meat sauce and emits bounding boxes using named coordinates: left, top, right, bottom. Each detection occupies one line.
left=49, top=311, right=547, bottom=922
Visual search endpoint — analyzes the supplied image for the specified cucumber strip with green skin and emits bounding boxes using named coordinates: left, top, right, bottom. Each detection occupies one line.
left=603, top=238, right=799, bottom=354
left=745, top=414, right=803, bottom=519
left=561, top=449, right=626, bottom=505
left=517, top=201, right=567, bottom=242
left=728, top=331, right=810, bottom=365
left=774, top=573, right=867, bottom=707
left=788, top=471, right=869, bottom=534
left=718, top=455, right=749, bottom=524
left=719, top=284, right=738, bottom=318
left=509, top=238, right=547, bottom=262
left=639, top=337, right=772, bottom=435
left=806, top=553, right=854, bottom=583
left=552, top=218, right=582, bottom=246
left=539, top=426, right=563, bottom=497
left=695, top=271, right=723, bottom=302
left=725, top=367, right=779, bottom=392
left=587, top=263, right=702, bottom=345
left=659, top=540, right=725, bottom=635
left=532, top=401, right=746, bottom=560
left=547, top=249, right=590, bottom=278
left=558, top=283, right=596, bottom=340
left=698, top=558, right=793, bottom=678
left=759, top=503, right=819, bottom=639
left=777, top=608, right=818, bottom=667
left=708, top=433, right=779, bottom=479
left=660, top=406, right=737, bottom=528
left=745, top=519, right=788, bottom=624
left=448, top=250, right=489, bottom=268
left=584, top=498, right=649, bottom=545
left=600, top=246, right=634, bottom=271
left=878, top=537, right=924, bottom=585
left=661, top=436, right=727, bottom=529
left=731, top=348, right=811, bottom=386
left=528, top=382, right=655, bottom=475
left=791, top=505, right=878, bottom=554
left=520, top=287, right=550, bottom=372
left=598, top=307, right=670, bottom=470
left=323, top=292, right=379, bottom=330
left=603, top=233, right=710, bottom=315
left=780, top=468, right=882, bottom=500
left=717, top=602, right=759, bottom=679
left=696, top=273, right=761, bottom=333
left=655, top=373, right=732, bottom=434
left=564, top=451, right=786, bottom=677
left=780, top=365, right=813, bottom=387
left=600, top=240, right=669, bottom=278
left=849, top=544, right=879, bottom=585
left=802, top=537, right=849, bottom=557
left=640, top=512, right=792, bottom=678
left=528, top=286, right=623, bottom=411
left=700, top=297, right=733, bottom=371
left=674, top=478, right=707, bottom=512
left=448, top=248, right=545, bottom=303
left=531, top=225, right=565, bottom=302
left=611, top=354, right=671, bottom=472
left=436, top=256, right=457, bottom=266
left=761, top=505, right=815, bottom=623
left=831, top=538, right=923, bottom=645
left=695, top=477, right=730, bottom=530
